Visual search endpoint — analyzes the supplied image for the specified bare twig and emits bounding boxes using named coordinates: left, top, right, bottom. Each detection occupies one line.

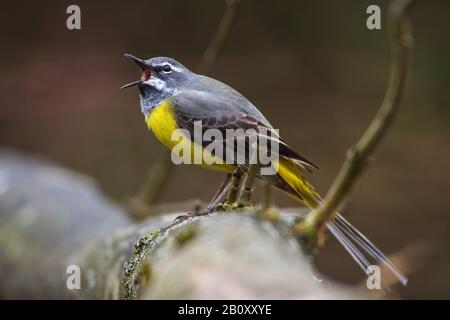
left=197, top=0, right=241, bottom=74
left=129, top=151, right=173, bottom=218
left=261, top=181, right=273, bottom=210
left=295, top=0, right=415, bottom=241
left=129, top=0, right=242, bottom=218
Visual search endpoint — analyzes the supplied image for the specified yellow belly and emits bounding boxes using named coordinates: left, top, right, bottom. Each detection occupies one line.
left=145, top=99, right=234, bottom=173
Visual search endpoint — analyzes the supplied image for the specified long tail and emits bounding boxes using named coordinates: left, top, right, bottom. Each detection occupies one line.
left=328, top=213, right=408, bottom=286
left=276, top=157, right=408, bottom=286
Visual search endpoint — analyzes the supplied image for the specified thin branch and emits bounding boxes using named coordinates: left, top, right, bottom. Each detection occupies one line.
left=130, top=151, right=173, bottom=218
left=197, top=0, right=241, bottom=74
left=296, top=0, right=415, bottom=240
left=261, top=181, right=273, bottom=210
left=129, top=0, right=242, bottom=217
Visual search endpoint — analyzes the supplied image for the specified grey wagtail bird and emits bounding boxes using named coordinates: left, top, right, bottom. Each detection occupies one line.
left=122, top=54, right=407, bottom=285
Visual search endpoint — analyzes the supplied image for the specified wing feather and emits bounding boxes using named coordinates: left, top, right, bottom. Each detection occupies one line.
left=171, top=90, right=317, bottom=170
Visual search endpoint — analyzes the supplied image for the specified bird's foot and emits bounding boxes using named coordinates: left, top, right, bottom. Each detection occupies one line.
left=235, top=202, right=254, bottom=211
left=213, top=201, right=253, bottom=212
left=212, top=201, right=235, bottom=212
left=173, top=210, right=209, bottom=223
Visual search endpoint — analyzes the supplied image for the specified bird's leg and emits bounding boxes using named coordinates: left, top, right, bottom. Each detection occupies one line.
left=174, top=172, right=239, bottom=222
left=203, top=173, right=232, bottom=213
left=214, top=167, right=244, bottom=211
left=226, top=167, right=244, bottom=203
left=174, top=174, right=232, bottom=222
left=237, top=162, right=259, bottom=208
left=236, top=142, right=260, bottom=208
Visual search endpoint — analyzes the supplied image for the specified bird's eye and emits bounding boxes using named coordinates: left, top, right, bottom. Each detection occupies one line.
left=162, top=64, right=172, bottom=73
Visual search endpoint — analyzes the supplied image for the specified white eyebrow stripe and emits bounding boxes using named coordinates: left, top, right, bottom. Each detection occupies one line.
left=153, top=62, right=183, bottom=72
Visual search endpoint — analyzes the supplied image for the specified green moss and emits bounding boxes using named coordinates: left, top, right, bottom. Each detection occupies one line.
left=139, top=261, right=153, bottom=288
left=123, top=230, right=160, bottom=300
left=174, top=225, right=198, bottom=247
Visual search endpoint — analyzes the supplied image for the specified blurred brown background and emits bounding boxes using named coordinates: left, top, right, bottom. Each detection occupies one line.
left=0, top=0, right=449, bottom=299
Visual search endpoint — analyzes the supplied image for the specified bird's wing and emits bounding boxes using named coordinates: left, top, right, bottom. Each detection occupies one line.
left=171, top=89, right=318, bottom=170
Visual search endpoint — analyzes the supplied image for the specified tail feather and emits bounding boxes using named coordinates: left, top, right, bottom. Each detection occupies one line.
left=275, top=157, right=407, bottom=286
left=327, top=222, right=372, bottom=273
left=328, top=213, right=408, bottom=286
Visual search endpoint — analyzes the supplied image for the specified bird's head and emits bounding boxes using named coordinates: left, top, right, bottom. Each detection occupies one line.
left=122, top=54, right=193, bottom=115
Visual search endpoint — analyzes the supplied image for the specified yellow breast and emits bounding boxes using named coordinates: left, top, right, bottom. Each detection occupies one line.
left=145, top=99, right=234, bottom=173
left=145, top=99, right=179, bottom=149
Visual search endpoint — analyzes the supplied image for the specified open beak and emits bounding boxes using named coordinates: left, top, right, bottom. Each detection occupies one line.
left=124, top=54, right=147, bottom=70
left=121, top=54, right=149, bottom=89
left=120, top=79, right=142, bottom=89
